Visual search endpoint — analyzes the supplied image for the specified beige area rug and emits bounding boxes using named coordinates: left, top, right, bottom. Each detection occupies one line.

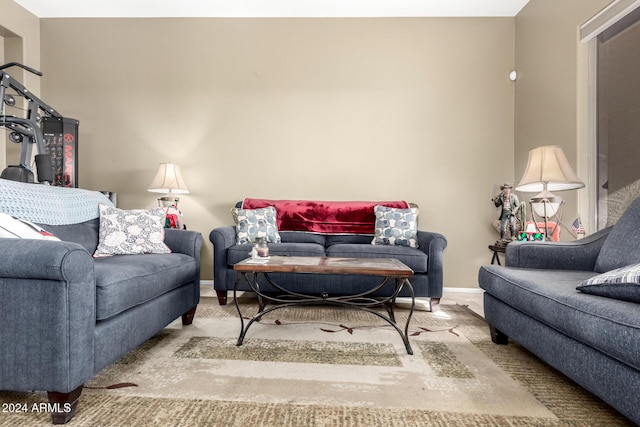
left=0, top=297, right=632, bottom=426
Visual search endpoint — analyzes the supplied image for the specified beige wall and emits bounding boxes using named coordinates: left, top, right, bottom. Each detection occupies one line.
left=513, top=0, right=612, bottom=232
left=39, top=17, right=516, bottom=286
left=0, top=0, right=40, bottom=169
left=8, top=1, right=620, bottom=287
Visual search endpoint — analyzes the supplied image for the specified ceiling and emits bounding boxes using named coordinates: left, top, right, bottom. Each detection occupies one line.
left=14, top=0, right=530, bottom=18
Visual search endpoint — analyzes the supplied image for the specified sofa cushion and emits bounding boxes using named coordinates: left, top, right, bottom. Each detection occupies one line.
left=40, top=218, right=100, bottom=253
left=595, top=196, right=640, bottom=273
left=94, top=253, right=196, bottom=321
left=371, top=205, right=419, bottom=248
left=479, top=265, right=640, bottom=371
left=326, top=244, right=428, bottom=273
left=232, top=206, right=281, bottom=244
left=279, top=231, right=326, bottom=245
left=227, top=243, right=326, bottom=266
left=94, top=205, right=171, bottom=257
left=577, top=263, right=640, bottom=303
left=325, top=234, right=373, bottom=246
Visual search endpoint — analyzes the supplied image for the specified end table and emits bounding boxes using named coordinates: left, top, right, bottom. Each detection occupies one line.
left=488, top=244, right=506, bottom=265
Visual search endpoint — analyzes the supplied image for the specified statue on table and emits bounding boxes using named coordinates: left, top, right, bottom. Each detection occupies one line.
left=492, top=182, right=521, bottom=245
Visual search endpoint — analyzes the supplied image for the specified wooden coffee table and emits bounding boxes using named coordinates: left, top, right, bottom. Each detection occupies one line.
left=233, top=256, right=415, bottom=354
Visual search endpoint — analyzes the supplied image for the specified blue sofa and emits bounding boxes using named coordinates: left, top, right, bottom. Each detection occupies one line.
left=210, top=200, right=447, bottom=311
left=0, top=179, right=203, bottom=424
left=478, top=196, right=640, bottom=424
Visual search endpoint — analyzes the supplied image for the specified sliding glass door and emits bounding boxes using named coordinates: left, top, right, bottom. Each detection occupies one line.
left=595, top=6, right=640, bottom=228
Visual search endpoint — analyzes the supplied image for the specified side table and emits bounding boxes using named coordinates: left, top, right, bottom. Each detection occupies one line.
left=488, top=244, right=506, bottom=265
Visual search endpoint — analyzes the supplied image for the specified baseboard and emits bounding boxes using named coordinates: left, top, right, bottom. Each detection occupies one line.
left=443, top=287, right=484, bottom=294
left=200, top=280, right=214, bottom=297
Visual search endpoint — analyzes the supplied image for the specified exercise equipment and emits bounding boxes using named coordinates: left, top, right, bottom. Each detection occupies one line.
left=0, top=62, right=76, bottom=185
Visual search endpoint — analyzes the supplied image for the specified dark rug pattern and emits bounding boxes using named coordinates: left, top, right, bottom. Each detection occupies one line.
left=175, top=336, right=401, bottom=366
left=417, top=341, right=474, bottom=379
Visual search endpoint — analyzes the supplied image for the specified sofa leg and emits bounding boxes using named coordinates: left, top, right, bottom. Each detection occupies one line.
left=47, top=384, right=83, bottom=424
left=430, top=297, right=441, bottom=312
left=216, top=290, right=228, bottom=305
left=182, top=305, right=197, bottom=325
left=489, top=325, right=509, bottom=345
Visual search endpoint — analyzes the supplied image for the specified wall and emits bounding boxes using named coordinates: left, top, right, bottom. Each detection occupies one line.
left=39, top=17, right=516, bottom=286
left=0, top=0, right=40, bottom=170
left=513, top=0, right=613, bottom=232
left=5, top=1, right=630, bottom=287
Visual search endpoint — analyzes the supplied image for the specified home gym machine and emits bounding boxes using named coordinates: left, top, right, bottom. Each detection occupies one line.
left=0, top=62, right=78, bottom=186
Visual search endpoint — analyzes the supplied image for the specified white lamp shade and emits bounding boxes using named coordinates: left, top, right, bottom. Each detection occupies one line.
left=516, top=145, right=585, bottom=192
left=147, top=163, right=189, bottom=194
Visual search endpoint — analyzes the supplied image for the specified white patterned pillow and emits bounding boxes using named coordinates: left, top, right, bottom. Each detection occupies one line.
left=577, top=263, right=640, bottom=303
left=93, top=204, right=171, bottom=257
left=371, top=206, right=419, bottom=248
left=232, top=206, right=281, bottom=244
left=0, top=213, right=60, bottom=241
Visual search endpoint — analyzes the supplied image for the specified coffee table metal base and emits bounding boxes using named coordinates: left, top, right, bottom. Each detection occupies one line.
left=233, top=271, right=415, bottom=355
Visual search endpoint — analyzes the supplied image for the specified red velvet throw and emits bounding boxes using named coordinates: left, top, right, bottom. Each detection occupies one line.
left=242, top=198, right=409, bottom=234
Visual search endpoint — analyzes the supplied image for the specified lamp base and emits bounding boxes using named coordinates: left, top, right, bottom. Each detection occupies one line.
left=528, top=198, right=563, bottom=242
left=158, top=196, right=179, bottom=208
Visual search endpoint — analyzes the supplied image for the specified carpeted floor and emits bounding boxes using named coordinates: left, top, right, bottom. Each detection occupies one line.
left=0, top=296, right=632, bottom=426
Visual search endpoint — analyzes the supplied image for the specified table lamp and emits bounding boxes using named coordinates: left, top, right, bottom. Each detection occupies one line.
left=147, top=162, right=189, bottom=208
left=515, top=145, right=584, bottom=239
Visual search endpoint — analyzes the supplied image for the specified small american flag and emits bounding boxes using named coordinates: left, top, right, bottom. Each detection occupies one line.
left=572, top=217, right=585, bottom=235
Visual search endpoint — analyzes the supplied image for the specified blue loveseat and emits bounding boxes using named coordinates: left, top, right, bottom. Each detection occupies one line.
left=210, top=199, right=447, bottom=311
left=478, top=196, right=640, bottom=424
left=0, top=179, right=202, bottom=424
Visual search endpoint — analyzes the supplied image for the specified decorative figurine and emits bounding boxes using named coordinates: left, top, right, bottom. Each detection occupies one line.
left=492, top=182, right=521, bottom=244
left=164, top=204, right=184, bottom=229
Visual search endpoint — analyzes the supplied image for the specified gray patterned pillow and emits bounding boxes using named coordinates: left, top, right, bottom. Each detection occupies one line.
left=577, top=263, right=640, bottom=303
left=93, top=204, right=171, bottom=257
left=371, top=206, right=419, bottom=248
left=232, top=206, right=281, bottom=244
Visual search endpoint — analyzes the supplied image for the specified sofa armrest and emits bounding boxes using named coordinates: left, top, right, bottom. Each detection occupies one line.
left=0, top=239, right=96, bottom=393
left=417, top=230, right=448, bottom=296
left=0, top=239, right=92, bottom=280
left=209, top=226, right=237, bottom=290
left=505, top=227, right=611, bottom=270
left=164, top=229, right=203, bottom=259
left=164, top=229, right=203, bottom=304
